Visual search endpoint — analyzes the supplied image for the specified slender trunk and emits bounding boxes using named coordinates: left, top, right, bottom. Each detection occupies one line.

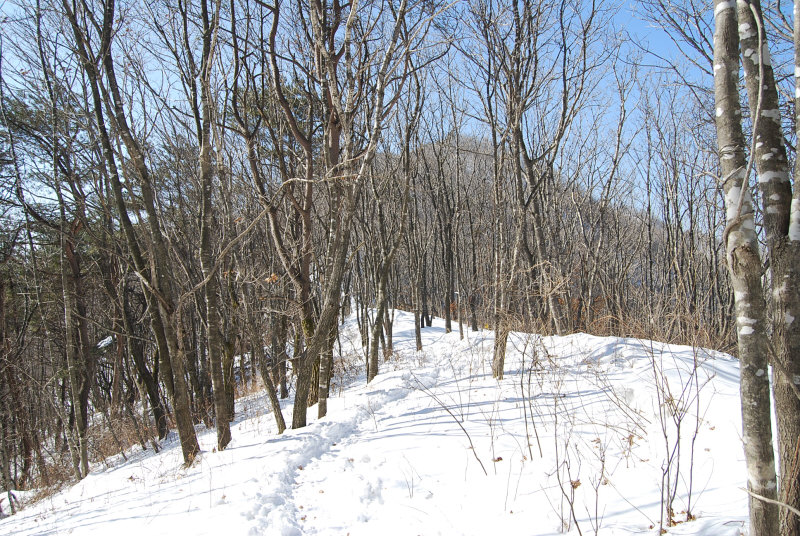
left=713, top=3, right=778, bottom=533
left=421, top=255, right=431, bottom=327
left=308, top=356, right=320, bottom=408
left=61, top=230, right=89, bottom=479
left=414, top=303, right=423, bottom=351
left=292, top=193, right=354, bottom=428
left=531, top=195, right=563, bottom=335
left=272, top=313, right=289, bottom=399
left=444, top=233, right=453, bottom=333
left=62, top=0, right=200, bottom=464
left=110, top=329, right=124, bottom=415
left=256, top=339, right=285, bottom=434
left=469, top=295, right=478, bottom=332
left=197, top=0, right=231, bottom=451
left=185, top=328, right=206, bottom=425
left=317, top=321, right=337, bottom=418
left=163, top=313, right=201, bottom=462
left=223, top=338, right=236, bottom=420
left=368, top=265, right=391, bottom=382
left=122, top=295, right=168, bottom=439
left=384, top=307, right=394, bottom=357
left=200, top=177, right=231, bottom=449
left=105, top=23, right=201, bottom=464
left=738, top=4, right=800, bottom=532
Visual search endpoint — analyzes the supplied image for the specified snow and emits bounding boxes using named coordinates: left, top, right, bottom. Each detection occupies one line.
left=761, top=44, right=773, bottom=67
left=760, top=109, right=782, bottom=123
left=724, top=186, right=743, bottom=221
left=0, top=311, right=750, bottom=536
left=789, top=198, right=800, bottom=241
left=757, top=170, right=789, bottom=184
left=739, top=23, right=754, bottom=40
left=715, top=1, right=735, bottom=18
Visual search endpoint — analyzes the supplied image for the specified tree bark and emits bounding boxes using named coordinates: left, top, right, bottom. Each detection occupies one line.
left=317, top=321, right=337, bottom=418
left=61, top=0, right=200, bottom=464
left=123, top=300, right=168, bottom=439
left=736, top=3, right=800, bottom=532
left=713, top=3, right=778, bottom=533
left=61, top=224, right=89, bottom=479
left=197, top=0, right=231, bottom=451
left=256, top=339, right=285, bottom=434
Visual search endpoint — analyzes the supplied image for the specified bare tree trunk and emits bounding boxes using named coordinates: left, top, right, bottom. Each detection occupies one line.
left=60, top=226, right=89, bottom=479
left=736, top=3, right=800, bottom=532
left=713, top=3, right=778, bottom=533
left=317, top=321, right=337, bottom=418
left=197, top=0, right=230, bottom=451
left=61, top=0, right=200, bottom=464
left=531, top=195, right=564, bottom=336
left=367, top=270, right=388, bottom=383
left=122, top=291, right=168, bottom=439
left=384, top=307, right=394, bottom=358
left=256, top=339, right=285, bottom=434
left=271, top=313, right=289, bottom=399
left=292, top=189, right=355, bottom=427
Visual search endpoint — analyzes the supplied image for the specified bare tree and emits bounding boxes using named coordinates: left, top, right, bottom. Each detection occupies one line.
left=265, top=0, right=425, bottom=426
left=60, top=0, right=201, bottom=464
left=364, top=77, right=422, bottom=382
left=712, top=1, right=779, bottom=533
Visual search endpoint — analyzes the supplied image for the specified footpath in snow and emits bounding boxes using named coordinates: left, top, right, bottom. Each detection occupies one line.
left=1, top=311, right=749, bottom=535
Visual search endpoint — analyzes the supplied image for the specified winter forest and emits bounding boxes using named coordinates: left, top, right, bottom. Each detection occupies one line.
left=0, top=0, right=799, bottom=534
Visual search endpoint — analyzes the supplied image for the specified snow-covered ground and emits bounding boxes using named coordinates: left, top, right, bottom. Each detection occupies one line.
left=0, top=311, right=749, bottom=535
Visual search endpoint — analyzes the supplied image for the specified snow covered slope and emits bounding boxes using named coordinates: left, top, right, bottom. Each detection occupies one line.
left=0, top=311, right=749, bottom=535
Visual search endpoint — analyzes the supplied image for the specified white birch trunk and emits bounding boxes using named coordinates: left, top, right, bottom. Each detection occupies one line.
left=713, top=2, right=778, bottom=534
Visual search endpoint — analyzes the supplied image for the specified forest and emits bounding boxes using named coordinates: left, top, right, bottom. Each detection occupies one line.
left=0, top=0, right=798, bottom=534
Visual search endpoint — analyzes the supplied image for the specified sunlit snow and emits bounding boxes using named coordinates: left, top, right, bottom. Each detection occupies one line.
left=0, top=311, right=749, bottom=536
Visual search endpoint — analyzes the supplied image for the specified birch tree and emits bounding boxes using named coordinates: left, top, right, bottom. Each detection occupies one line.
left=736, top=2, right=800, bottom=533
left=711, top=0, right=800, bottom=533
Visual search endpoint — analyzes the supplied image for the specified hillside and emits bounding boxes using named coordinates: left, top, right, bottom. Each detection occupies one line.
left=0, top=311, right=748, bottom=536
